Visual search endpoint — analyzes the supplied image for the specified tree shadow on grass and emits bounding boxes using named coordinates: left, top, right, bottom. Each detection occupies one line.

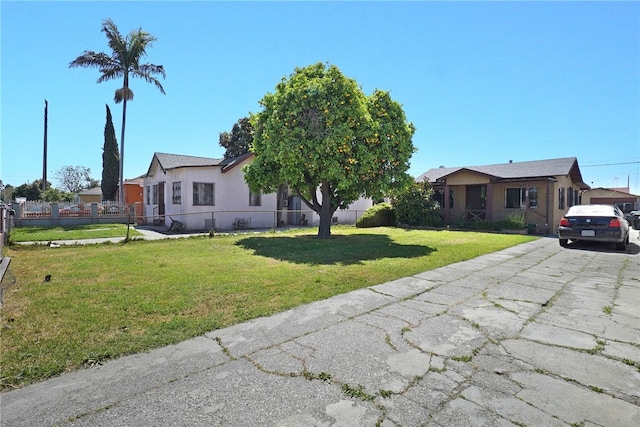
left=235, top=233, right=435, bottom=265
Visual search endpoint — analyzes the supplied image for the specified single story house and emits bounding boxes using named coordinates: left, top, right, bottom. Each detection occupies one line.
left=143, top=152, right=376, bottom=231
left=78, top=187, right=103, bottom=204
left=417, top=157, right=590, bottom=234
left=582, top=188, right=640, bottom=213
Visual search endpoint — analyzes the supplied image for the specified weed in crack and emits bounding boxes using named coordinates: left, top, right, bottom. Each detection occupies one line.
left=341, top=383, right=375, bottom=401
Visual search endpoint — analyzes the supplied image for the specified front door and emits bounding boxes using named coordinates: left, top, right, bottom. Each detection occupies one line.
left=466, top=185, right=486, bottom=221
left=158, top=182, right=165, bottom=217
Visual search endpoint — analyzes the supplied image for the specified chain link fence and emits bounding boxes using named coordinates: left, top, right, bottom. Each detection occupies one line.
left=5, top=203, right=369, bottom=244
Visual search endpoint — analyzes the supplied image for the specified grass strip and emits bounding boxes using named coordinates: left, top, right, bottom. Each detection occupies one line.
left=9, top=223, right=142, bottom=242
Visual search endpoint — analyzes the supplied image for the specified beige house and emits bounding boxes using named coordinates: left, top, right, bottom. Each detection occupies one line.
left=417, top=157, right=590, bottom=234
left=77, top=187, right=102, bottom=204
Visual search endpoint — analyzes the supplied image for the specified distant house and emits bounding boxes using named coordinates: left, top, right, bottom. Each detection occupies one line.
left=417, top=157, right=590, bottom=234
left=143, top=152, right=376, bottom=231
left=582, top=188, right=640, bottom=213
left=123, top=177, right=144, bottom=205
left=77, top=187, right=102, bottom=204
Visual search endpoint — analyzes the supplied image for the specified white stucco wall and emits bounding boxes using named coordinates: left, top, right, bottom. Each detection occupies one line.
left=143, top=158, right=278, bottom=231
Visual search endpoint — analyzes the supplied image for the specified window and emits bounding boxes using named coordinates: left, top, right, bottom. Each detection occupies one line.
left=146, top=186, right=150, bottom=205
left=505, top=188, right=525, bottom=209
left=193, top=182, right=214, bottom=205
left=434, top=190, right=444, bottom=209
left=528, top=187, right=538, bottom=209
left=152, top=185, right=158, bottom=205
left=249, top=190, right=261, bottom=206
left=558, top=187, right=565, bottom=210
left=567, top=188, right=574, bottom=207
left=172, top=182, right=182, bottom=204
left=449, top=189, right=454, bottom=209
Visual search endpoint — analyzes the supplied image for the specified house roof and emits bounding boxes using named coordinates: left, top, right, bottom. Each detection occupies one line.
left=221, top=152, right=255, bottom=173
left=78, top=187, right=102, bottom=196
left=151, top=153, right=224, bottom=173
left=417, top=157, right=589, bottom=189
left=146, top=152, right=255, bottom=176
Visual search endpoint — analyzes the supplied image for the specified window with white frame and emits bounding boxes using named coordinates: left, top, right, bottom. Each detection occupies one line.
left=172, top=182, right=182, bottom=204
left=249, top=190, right=261, bottom=206
left=558, top=187, right=565, bottom=210
left=152, top=185, right=158, bottom=204
left=505, top=187, right=526, bottom=209
left=193, top=182, right=214, bottom=206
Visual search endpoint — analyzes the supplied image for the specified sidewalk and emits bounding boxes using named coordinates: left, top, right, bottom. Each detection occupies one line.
left=2, top=233, right=639, bottom=426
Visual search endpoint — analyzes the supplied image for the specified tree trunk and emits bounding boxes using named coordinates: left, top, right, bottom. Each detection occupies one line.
left=317, top=182, right=333, bottom=239
left=119, top=99, right=127, bottom=205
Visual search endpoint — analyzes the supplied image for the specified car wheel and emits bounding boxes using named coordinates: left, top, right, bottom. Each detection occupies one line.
left=559, top=239, right=568, bottom=247
left=616, top=239, right=626, bottom=251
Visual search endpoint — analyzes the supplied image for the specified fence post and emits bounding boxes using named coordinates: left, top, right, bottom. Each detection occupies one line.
left=126, top=214, right=131, bottom=241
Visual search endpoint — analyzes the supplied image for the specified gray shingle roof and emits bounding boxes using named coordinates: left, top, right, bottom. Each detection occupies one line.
left=152, top=153, right=224, bottom=172
left=417, top=157, right=588, bottom=188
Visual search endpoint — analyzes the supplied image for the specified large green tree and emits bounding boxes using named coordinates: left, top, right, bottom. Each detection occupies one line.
left=13, top=180, right=49, bottom=201
left=219, top=117, right=254, bottom=159
left=244, top=62, right=416, bottom=239
left=102, top=104, right=119, bottom=200
left=70, top=18, right=166, bottom=204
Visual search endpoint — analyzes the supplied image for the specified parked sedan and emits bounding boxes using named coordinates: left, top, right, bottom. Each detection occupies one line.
left=558, top=204, right=630, bottom=250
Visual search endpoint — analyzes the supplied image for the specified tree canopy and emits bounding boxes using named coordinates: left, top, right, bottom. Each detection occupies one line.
left=219, top=117, right=254, bottom=159
left=13, top=180, right=49, bottom=201
left=244, top=62, right=416, bottom=238
left=54, top=166, right=96, bottom=193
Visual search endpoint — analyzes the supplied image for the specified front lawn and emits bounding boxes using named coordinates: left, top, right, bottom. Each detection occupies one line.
left=0, top=226, right=536, bottom=390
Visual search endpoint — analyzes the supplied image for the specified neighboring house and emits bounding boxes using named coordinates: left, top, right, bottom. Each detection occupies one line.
left=123, top=177, right=144, bottom=205
left=77, top=187, right=102, bottom=204
left=582, top=188, right=640, bottom=213
left=143, top=152, right=376, bottom=231
left=143, top=152, right=277, bottom=231
left=416, top=157, right=590, bottom=234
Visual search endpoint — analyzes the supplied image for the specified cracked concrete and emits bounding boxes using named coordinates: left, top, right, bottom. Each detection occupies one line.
left=1, top=233, right=639, bottom=426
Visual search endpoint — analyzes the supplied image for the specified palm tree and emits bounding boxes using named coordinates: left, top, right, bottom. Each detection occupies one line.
left=70, top=18, right=165, bottom=204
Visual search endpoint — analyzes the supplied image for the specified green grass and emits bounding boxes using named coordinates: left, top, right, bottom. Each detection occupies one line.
left=9, top=223, right=143, bottom=242
left=0, top=226, right=536, bottom=390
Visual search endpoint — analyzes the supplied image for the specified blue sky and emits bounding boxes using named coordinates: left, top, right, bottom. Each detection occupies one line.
left=2, top=1, right=639, bottom=195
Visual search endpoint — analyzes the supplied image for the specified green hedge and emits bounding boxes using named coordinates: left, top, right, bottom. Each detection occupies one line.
left=356, top=203, right=396, bottom=228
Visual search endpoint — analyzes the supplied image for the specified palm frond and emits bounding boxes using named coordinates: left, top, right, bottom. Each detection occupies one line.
left=102, top=19, right=127, bottom=58
left=69, top=51, right=113, bottom=68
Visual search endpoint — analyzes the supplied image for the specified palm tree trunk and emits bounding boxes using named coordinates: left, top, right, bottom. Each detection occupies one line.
left=119, top=99, right=127, bottom=205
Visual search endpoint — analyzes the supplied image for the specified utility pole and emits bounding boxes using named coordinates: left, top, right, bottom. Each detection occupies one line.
left=42, top=99, right=48, bottom=192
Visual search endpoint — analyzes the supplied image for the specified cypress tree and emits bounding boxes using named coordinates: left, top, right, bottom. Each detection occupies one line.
left=102, top=104, right=119, bottom=201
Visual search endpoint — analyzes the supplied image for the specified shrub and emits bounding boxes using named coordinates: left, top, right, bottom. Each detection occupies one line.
left=356, top=203, right=396, bottom=228
left=394, top=180, right=442, bottom=227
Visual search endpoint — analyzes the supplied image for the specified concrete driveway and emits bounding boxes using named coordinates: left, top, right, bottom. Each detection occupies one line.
left=2, top=231, right=639, bottom=426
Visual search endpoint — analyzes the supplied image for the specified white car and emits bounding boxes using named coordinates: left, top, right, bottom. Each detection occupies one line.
left=558, top=204, right=630, bottom=250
